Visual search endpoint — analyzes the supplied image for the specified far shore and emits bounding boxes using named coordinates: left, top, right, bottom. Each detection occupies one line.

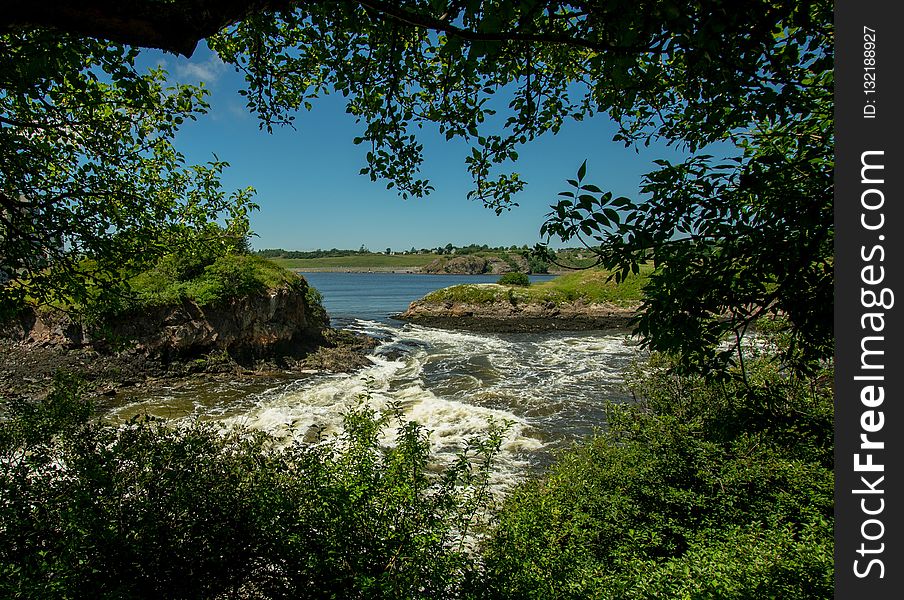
left=289, top=266, right=422, bottom=273
left=289, top=267, right=566, bottom=274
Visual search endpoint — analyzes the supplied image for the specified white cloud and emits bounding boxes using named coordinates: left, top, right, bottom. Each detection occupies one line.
left=210, top=99, right=252, bottom=122
left=174, top=54, right=227, bottom=84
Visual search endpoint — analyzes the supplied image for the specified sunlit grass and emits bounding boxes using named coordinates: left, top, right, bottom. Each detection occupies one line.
left=422, top=265, right=650, bottom=307
left=270, top=254, right=444, bottom=269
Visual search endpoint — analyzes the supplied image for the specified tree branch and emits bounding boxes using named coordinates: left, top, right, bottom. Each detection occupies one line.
left=357, top=0, right=663, bottom=55
left=2, top=0, right=663, bottom=58
left=0, top=0, right=295, bottom=56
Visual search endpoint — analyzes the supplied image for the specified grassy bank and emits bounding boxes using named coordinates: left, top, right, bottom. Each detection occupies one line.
left=269, top=250, right=557, bottom=272
left=127, top=254, right=305, bottom=309
left=270, top=254, right=444, bottom=270
left=420, top=266, right=650, bottom=307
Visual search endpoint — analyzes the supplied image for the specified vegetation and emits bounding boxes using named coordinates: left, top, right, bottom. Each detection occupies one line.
left=1, top=344, right=831, bottom=598
left=5, top=3, right=832, bottom=374
left=536, top=6, right=833, bottom=376
left=36, top=241, right=330, bottom=336
left=483, top=352, right=834, bottom=598
left=128, top=252, right=301, bottom=309
left=496, top=272, right=530, bottom=287
left=425, top=267, right=649, bottom=308
left=262, top=247, right=553, bottom=273
left=0, top=375, right=500, bottom=599
left=2, top=2, right=835, bottom=598
left=0, top=29, right=256, bottom=321
left=269, top=254, right=444, bottom=270
left=257, top=244, right=534, bottom=259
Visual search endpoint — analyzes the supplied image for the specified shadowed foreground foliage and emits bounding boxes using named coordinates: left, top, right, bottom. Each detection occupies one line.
left=0, top=376, right=498, bottom=599
left=1, top=347, right=832, bottom=599
left=483, top=353, right=833, bottom=599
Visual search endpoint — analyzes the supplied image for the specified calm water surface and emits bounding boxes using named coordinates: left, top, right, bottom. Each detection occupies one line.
left=301, top=272, right=557, bottom=325
left=112, top=272, right=640, bottom=486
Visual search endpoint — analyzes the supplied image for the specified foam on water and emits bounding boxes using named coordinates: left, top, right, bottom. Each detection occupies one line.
left=222, top=346, right=543, bottom=489
left=109, top=318, right=641, bottom=492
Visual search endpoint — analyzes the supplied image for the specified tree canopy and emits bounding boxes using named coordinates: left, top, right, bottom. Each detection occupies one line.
left=1, top=0, right=832, bottom=373
left=0, top=31, right=256, bottom=319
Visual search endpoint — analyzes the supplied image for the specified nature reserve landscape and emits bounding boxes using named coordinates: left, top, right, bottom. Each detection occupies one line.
left=1, top=2, right=833, bottom=598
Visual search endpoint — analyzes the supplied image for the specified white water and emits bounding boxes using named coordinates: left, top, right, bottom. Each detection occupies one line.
left=111, top=318, right=640, bottom=491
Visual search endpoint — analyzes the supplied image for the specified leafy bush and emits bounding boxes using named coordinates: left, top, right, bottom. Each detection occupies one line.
left=496, top=272, right=530, bottom=286
left=0, top=378, right=499, bottom=599
left=527, top=255, right=549, bottom=274
left=480, top=355, right=833, bottom=599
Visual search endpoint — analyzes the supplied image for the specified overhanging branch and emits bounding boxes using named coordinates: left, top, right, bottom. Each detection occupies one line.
left=0, top=0, right=295, bottom=56
left=1, top=0, right=663, bottom=57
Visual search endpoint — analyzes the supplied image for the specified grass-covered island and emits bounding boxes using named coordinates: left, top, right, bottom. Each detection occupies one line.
left=261, top=244, right=591, bottom=274
left=397, top=267, right=648, bottom=332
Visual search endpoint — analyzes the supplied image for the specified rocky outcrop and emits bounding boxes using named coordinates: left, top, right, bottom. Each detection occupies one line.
left=0, top=281, right=377, bottom=397
left=421, top=255, right=488, bottom=274
left=2, top=285, right=327, bottom=361
left=420, top=254, right=531, bottom=275
left=397, top=289, right=638, bottom=333
left=486, top=255, right=530, bottom=274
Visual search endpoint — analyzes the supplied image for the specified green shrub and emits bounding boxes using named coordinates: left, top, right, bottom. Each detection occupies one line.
left=480, top=355, right=834, bottom=599
left=128, top=253, right=302, bottom=309
left=0, top=379, right=499, bottom=599
left=527, top=255, right=549, bottom=274
left=497, top=272, right=530, bottom=286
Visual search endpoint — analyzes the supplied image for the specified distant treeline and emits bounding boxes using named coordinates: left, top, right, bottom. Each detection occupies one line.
left=256, top=245, right=593, bottom=259
left=256, top=247, right=378, bottom=259
left=257, top=244, right=539, bottom=258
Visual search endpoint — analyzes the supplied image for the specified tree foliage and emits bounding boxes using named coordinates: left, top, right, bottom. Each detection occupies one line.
left=540, top=6, right=833, bottom=374
left=1, top=376, right=499, bottom=598
left=209, top=0, right=833, bottom=375
left=482, top=352, right=834, bottom=598
left=4, top=0, right=833, bottom=374
left=0, top=6, right=837, bottom=597
left=0, top=351, right=833, bottom=598
left=0, top=31, right=256, bottom=319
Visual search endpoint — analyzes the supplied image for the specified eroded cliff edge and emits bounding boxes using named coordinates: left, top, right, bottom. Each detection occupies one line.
left=0, top=281, right=376, bottom=398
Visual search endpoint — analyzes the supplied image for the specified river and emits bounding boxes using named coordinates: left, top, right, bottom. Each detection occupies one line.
left=111, top=272, right=641, bottom=488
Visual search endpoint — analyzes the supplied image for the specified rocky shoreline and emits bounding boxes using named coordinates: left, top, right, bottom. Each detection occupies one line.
left=396, top=293, right=638, bottom=333
left=0, top=285, right=378, bottom=400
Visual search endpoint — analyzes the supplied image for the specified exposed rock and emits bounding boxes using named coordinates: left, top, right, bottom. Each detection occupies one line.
left=420, top=253, right=532, bottom=275
left=485, top=255, right=530, bottom=274
left=0, top=282, right=376, bottom=398
left=396, top=286, right=638, bottom=333
left=2, top=285, right=325, bottom=361
left=300, top=328, right=379, bottom=372
left=421, top=255, right=488, bottom=274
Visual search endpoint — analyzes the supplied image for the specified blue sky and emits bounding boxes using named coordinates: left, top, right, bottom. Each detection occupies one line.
left=145, top=46, right=687, bottom=252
